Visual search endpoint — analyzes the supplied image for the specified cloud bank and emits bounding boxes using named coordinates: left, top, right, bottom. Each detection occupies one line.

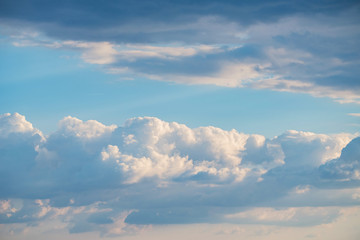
left=0, top=113, right=359, bottom=236
left=1, top=0, right=360, bottom=103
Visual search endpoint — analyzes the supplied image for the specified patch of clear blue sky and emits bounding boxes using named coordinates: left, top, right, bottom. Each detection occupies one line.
left=1, top=41, right=359, bottom=137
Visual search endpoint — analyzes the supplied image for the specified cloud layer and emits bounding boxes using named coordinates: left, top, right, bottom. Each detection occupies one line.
left=0, top=113, right=359, bottom=236
left=1, top=0, right=360, bottom=103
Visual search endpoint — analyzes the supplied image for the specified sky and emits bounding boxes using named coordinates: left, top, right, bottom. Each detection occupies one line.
left=0, top=0, right=360, bottom=239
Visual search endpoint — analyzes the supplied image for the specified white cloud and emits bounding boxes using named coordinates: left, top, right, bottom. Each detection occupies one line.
left=63, top=41, right=221, bottom=64
left=0, top=113, right=42, bottom=138
left=0, top=113, right=356, bottom=187
left=101, top=144, right=193, bottom=184
left=9, top=31, right=225, bottom=65
left=2, top=113, right=358, bottom=181
left=274, top=130, right=353, bottom=167
left=320, top=137, right=360, bottom=180
left=0, top=113, right=359, bottom=237
left=142, top=60, right=360, bottom=104
left=251, top=78, right=360, bottom=104
left=115, top=44, right=223, bottom=61
left=146, top=62, right=269, bottom=87
left=225, top=207, right=297, bottom=222
left=57, top=116, right=117, bottom=139
left=63, top=41, right=119, bottom=65
left=224, top=207, right=341, bottom=226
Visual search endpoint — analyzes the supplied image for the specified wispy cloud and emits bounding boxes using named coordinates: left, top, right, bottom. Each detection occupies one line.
left=4, top=9, right=360, bottom=104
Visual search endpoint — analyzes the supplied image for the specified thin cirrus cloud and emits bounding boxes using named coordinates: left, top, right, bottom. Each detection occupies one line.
left=1, top=0, right=360, bottom=103
left=0, top=112, right=359, bottom=236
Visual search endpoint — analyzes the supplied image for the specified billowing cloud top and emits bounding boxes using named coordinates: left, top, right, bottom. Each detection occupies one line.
left=0, top=113, right=359, bottom=236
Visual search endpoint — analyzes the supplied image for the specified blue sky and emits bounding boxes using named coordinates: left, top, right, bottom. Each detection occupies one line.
left=0, top=42, right=359, bottom=137
left=0, top=0, right=360, bottom=239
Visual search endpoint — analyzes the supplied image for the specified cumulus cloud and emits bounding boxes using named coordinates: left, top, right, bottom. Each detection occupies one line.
left=0, top=113, right=359, bottom=236
left=57, top=116, right=117, bottom=139
left=320, top=137, right=360, bottom=181
left=101, top=144, right=193, bottom=184
left=0, top=112, right=42, bottom=138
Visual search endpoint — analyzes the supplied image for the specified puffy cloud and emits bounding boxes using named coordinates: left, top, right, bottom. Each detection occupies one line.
left=101, top=144, right=193, bottom=184
left=0, top=113, right=44, bottom=199
left=319, top=137, right=360, bottom=181
left=57, top=116, right=117, bottom=139
left=0, top=113, right=359, bottom=236
left=273, top=130, right=351, bottom=167
left=0, top=112, right=42, bottom=138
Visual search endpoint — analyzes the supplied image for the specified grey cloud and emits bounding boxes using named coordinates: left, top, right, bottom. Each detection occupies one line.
left=1, top=0, right=358, bottom=43
left=2, top=1, right=360, bottom=102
